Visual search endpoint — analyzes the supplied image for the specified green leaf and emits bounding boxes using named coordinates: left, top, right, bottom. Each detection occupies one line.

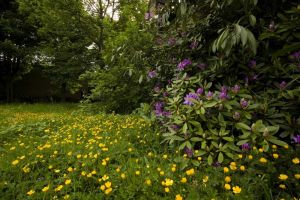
left=190, top=137, right=202, bottom=142
left=268, top=138, right=288, bottom=147
left=192, top=160, right=200, bottom=167
left=236, top=123, right=251, bottom=131
left=249, top=15, right=256, bottom=26
left=168, top=135, right=185, bottom=141
left=223, top=137, right=234, bottom=142
left=204, top=101, right=218, bottom=108
left=200, top=107, right=206, bottom=114
left=183, top=123, right=188, bottom=133
left=218, top=152, right=224, bottom=163
left=236, top=140, right=249, bottom=146
left=138, top=75, right=143, bottom=83
left=240, top=26, right=248, bottom=46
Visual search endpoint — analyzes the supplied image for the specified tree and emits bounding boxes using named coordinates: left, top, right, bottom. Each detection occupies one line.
left=18, top=0, right=99, bottom=101
left=0, top=0, right=39, bottom=101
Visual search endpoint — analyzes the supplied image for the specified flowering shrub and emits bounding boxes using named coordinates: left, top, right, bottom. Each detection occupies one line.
left=145, top=0, right=300, bottom=166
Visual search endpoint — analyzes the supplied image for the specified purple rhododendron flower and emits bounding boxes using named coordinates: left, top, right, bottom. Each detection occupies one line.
left=221, top=86, right=228, bottom=93
left=240, top=98, right=249, bottom=109
left=279, top=81, right=287, bottom=89
left=233, top=111, right=240, bottom=120
left=184, top=147, right=193, bottom=157
left=231, top=85, right=240, bottom=93
left=206, top=91, right=214, bottom=100
left=154, top=86, right=160, bottom=93
left=148, top=70, right=157, bottom=78
left=213, top=162, right=221, bottom=167
left=241, top=143, right=251, bottom=151
left=144, top=12, right=154, bottom=20
left=293, top=135, right=300, bottom=144
left=154, top=102, right=170, bottom=117
left=170, top=124, right=179, bottom=130
left=291, top=51, right=300, bottom=60
left=178, top=59, right=192, bottom=71
left=196, top=88, right=204, bottom=95
left=168, top=37, right=176, bottom=46
left=154, top=102, right=163, bottom=116
left=190, top=41, right=198, bottom=49
left=248, top=60, right=256, bottom=68
left=183, top=92, right=199, bottom=105
left=219, top=91, right=228, bottom=100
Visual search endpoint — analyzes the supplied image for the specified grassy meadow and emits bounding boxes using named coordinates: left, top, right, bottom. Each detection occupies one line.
left=0, top=104, right=299, bottom=200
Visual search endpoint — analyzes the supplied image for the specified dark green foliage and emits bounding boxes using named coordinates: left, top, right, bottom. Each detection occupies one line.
left=147, top=0, right=300, bottom=165
left=0, top=0, right=39, bottom=101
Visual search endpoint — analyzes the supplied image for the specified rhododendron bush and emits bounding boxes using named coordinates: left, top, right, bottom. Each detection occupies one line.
left=145, top=0, right=300, bottom=165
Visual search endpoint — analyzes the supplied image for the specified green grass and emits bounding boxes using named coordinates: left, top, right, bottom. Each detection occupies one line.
left=0, top=104, right=299, bottom=200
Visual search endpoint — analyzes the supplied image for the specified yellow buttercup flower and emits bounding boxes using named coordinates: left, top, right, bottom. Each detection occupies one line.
left=229, top=162, right=237, bottom=170
left=181, top=177, right=187, bottom=183
left=232, top=186, right=241, bottom=194
left=145, top=179, right=151, bottom=185
left=273, top=154, right=279, bottom=159
left=121, top=173, right=126, bottom=179
left=279, top=184, right=286, bottom=189
left=100, top=185, right=105, bottom=191
left=105, top=188, right=112, bottom=195
left=259, top=157, right=267, bottom=163
left=27, top=189, right=35, bottom=196
left=163, top=154, right=168, bottom=159
left=12, top=160, right=19, bottom=165
left=202, top=176, right=209, bottom=183
left=278, top=174, right=288, bottom=181
left=223, top=167, right=229, bottom=173
left=175, top=194, right=183, bottom=200
left=225, top=176, right=231, bottom=183
left=65, top=179, right=71, bottom=185
left=67, top=167, right=73, bottom=172
left=292, top=157, right=299, bottom=164
left=102, top=175, right=109, bottom=181
left=186, top=168, right=195, bottom=176
left=224, top=184, right=231, bottom=190
left=164, top=187, right=170, bottom=193
left=248, top=155, right=253, bottom=160
left=42, top=186, right=49, bottom=192
left=135, top=171, right=140, bottom=175
left=163, top=178, right=174, bottom=186
left=55, top=185, right=63, bottom=192
left=294, top=174, right=300, bottom=179
left=105, top=181, right=112, bottom=188
left=240, top=165, right=245, bottom=171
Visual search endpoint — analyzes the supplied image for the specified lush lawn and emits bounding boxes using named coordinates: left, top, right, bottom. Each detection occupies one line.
left=0, top=104, right=299, bottom=200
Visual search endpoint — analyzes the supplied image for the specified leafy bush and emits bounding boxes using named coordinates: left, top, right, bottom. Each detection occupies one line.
left=145, top=0, right=300, bottom=165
